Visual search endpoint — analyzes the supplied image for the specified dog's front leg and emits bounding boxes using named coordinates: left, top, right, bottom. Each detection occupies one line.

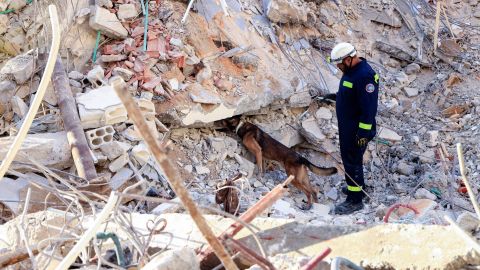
left=243, top=135, right=263, bottom=176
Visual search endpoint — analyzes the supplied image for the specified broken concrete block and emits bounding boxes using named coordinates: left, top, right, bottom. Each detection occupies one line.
left=132, top=143, right=150, bottom=165
left=271, top=126, right=303, bottom=148
left=288, top=91, right=311, bottom=108
left=10, top=96, right=28, bottom=117
left=404, top=87, right=419, bottom=97
left=85, top=126, right=115, bottom=150
left=265, top=0, right=308, bottom=24
left=86, top=65, right=105, bottom=88
left=0, top=132, right=72, bottom=170
left=100, top=141, right=131, bottom=160
left=89, top=6, right=128, bottom=39
left=110, top=167, right=133, bottom=190
left=76, top=85, right=128, bottom=129
left=117, top=4, right=138, bottom=20
left=301, top=117, right=326, bottom=144
left=112, top=67, right=134, bottom=81
left=188, top=83, right=221, bottom=104
left=109, top=152, right=129, bottom=172
left=0, top=54, right=34, bottom=84
left=456, top=212, right=479, bottom=233
left=142, top=247, right=200, bottom=270
left=315, top=107, right=333, bottom=120
left=378, top=127, right=402, bottom=142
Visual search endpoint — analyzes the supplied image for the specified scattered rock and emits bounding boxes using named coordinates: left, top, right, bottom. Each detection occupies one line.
left=265, top=0, right=308, bottom=24
left=426, top=130, right=439, bottom=147
left=89, top=6, right=128, bottom=39
left=300, top=117, right=326, bottom=144
left=10, top=96, right=28, bottom=117
left=112, top=67, right=134, bottom=81
left=404, top=87, right=419, bottom=97
left=189, top=83, right=222, bottom=104
left=414, top=188, right=437, bottom=200
left=378, top=127, right=402, bottom=142
left=315, top=107, right=333, bottom=120
left=195, top=165, right=210, bottom=175
left=405, top=63, right=421, bottom=75
left=325, top=188, right=338, bottom=201
left=396, top=161, right=414, bottom=175
left=214, top=79, right=234, bottom=92
left=117, top=4, right=138, bottom=20
left=100, top=141, right=131, bottom=160
left=0, top=54, right=34, bottom=84
left=68, top=71, right=84, bottom=81
left=108, top=153, right=129, bottom=172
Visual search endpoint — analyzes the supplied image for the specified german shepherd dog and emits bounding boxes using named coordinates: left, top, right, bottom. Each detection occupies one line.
left=215, top=116, right=337, bottom=210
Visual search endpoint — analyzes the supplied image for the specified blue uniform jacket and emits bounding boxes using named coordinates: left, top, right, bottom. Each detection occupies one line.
left=336, top=58, right=379, bottom=147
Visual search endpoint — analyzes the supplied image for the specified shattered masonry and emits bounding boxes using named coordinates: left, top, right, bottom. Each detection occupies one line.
left=0, top=0, right=480, bottom=269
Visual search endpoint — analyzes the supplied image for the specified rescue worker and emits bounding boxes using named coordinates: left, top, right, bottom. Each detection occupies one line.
left=328, top=42, right=379, bottom=215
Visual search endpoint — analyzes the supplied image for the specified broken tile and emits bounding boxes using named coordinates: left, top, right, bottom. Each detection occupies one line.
left=100, top=141, right=131, bottom=160
left=101, top=54, right=127, bottom=63
left=110, top=168, right=133, bottom=190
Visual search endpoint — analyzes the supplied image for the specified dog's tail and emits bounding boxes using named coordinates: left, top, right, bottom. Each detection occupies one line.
left=300, top=157, right=337, bottom=176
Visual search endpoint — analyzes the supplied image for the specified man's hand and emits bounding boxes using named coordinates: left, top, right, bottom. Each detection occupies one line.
left=356, top=128, right=370, bottom=147
left=356, top=136, right=368, bottom=147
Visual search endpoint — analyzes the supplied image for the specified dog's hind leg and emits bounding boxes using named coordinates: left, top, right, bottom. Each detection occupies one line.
left=242, top=134, right=263, bottom=175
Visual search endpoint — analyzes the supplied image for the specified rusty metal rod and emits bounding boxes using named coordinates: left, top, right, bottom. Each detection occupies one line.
left=223, top=236, right=276, bottom=270
left=111, top=77, right=238, bottom=270
left=300, top=247, right=332, bottom=270
left=199, top=176, right=293, bottom=269
left=52, top=57, right=97, bottom=180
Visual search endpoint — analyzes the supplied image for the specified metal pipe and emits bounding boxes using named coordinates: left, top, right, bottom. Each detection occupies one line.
left=52, top=57, right=98, bottom=180
left=224, top=236, right=276, bottom=270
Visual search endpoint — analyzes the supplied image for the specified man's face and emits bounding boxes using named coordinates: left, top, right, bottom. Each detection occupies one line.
left=336, top=57, right=352, bottom=73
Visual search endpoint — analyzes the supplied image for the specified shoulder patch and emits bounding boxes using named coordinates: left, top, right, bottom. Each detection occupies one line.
left=366, top=83, right=375, bottom=93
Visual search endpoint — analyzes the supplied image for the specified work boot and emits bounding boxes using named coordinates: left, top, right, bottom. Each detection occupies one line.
left=334, top=199, right=363, bottom=215
left=341, top=185, right=369, bottom=202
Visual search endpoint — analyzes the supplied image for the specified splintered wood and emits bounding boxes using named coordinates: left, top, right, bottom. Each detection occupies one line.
left=111, top=76, right=239, bottom=270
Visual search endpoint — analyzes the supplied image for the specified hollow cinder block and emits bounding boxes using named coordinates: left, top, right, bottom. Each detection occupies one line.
left=85, top=125, right=115, bottom=150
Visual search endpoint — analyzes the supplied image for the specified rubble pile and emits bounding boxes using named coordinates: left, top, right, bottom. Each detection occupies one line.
left=0, top=0, right=480, bottom=269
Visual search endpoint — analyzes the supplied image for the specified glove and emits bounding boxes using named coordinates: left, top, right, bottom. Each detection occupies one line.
left=356, top=129, right=370, bottom=147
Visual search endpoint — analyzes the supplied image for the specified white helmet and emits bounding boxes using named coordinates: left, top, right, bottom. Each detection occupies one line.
left=330, top=42, right=356, bottom=64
